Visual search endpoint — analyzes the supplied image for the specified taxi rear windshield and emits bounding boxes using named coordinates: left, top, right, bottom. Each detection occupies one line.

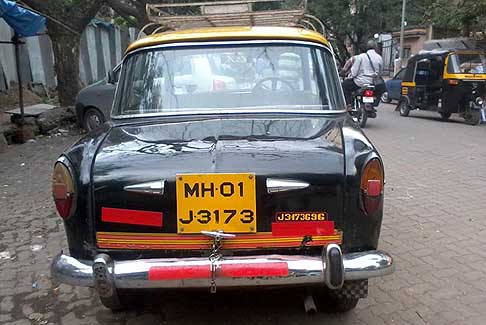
left=447, top=53, right=486, bottom=74
left=113, top=44, right=344, bottom=117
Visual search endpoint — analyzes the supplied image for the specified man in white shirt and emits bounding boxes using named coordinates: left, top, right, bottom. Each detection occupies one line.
left=342, top=40, right=383, bottom=106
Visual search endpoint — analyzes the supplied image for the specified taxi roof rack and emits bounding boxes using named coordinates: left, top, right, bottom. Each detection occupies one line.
left=138, top=0, right=325, bottom=39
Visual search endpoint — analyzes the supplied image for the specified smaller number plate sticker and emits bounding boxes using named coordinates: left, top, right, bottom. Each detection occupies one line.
left=363, top=97, right=374, bottom=103
left=275, top=212, right=327, bottom=222
left=176, top=173, right=256, bottom=234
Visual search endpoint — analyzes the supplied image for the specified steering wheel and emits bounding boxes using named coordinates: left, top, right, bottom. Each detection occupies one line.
left=252, top=77, right=296, bottom=92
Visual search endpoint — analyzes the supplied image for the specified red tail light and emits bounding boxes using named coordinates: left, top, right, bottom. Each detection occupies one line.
left=361, top=158, right=384, bottom=215
left=213, top=79, right=226, bottom=91
left=364, top=89, right=374, bottom=97
left=52, top=160, right=76, bottom=220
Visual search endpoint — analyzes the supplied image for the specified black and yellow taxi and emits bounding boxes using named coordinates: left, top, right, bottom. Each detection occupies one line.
left=51, top=26, right=394, bottom=312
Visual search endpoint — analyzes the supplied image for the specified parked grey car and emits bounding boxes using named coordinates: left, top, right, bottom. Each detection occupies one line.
left=75, top=66, right=119, bottom=131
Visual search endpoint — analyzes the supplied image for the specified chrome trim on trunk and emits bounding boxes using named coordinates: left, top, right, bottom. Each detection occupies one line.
left=51, top=250, right=394, bottom=289
left=124, top=180, right=165, bottom=195
left=266, top=178, right=310, bottom=193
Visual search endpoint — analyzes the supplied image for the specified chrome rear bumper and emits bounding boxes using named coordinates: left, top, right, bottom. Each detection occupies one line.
left=51, top=248, right=394, bottom=291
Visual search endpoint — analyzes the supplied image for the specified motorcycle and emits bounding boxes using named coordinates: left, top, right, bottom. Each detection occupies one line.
left=350, top=85, right=378, bottom=128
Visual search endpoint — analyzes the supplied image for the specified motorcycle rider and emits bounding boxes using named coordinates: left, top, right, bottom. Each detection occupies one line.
left=339, top=55, right=356, bottom=78
left=342, top=40, right=383, bottom=108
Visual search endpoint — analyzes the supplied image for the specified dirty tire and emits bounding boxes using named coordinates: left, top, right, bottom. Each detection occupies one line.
left=464, top=110, right=480, bottom=126
left=440, top=111, right=451, bottom=121
left=398, top=100, right=410, bottom=117
left=100, top=290, right=144, bottom=312
left=327, top=297, right=359, bottom=313
left=313, top=287, right=359, bottom=313
left=359, top=109, right=368, bottom=128
left=354, top=101, right=367, bottom=128
left=99, top=294, right=123, bottom=311
left=83, top=107, right=105, bottom=132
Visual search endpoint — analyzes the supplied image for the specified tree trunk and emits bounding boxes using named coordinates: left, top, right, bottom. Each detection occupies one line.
left=21, top=0, right=103, bottom=107
left=48, top=26, right=81, bottom=107
left=461, top=20, right=471, bottom=37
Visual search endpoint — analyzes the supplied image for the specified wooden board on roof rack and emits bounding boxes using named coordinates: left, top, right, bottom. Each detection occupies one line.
left=142, top=0, right=323, bottom=36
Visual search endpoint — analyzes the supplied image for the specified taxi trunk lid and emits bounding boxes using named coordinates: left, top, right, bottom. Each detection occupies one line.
left=92, top=116, right=345, bottom=251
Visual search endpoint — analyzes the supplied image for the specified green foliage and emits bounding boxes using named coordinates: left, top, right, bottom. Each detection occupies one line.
left=308, top=0, right=486, bottom=60
left=308, top=0, right=403, bottom=59
left=113, top=15, right=138, bottom=29
left=427, top=0, right=486, bottom=36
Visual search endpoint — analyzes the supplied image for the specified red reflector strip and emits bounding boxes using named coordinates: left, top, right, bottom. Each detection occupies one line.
left=271, top=221, right=334, bottom=236
left=220, top=262, right=289, bottom=277
left=102, top=207, right=163, bottom=227
left=367, top=180, right=382, bottom=197
left=148, top=265, right=210, bottom=280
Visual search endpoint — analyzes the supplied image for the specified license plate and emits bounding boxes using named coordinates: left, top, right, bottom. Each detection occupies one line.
left=363, top=97, right=374, bottom=103
left=176, top=173, right=256, bottom=234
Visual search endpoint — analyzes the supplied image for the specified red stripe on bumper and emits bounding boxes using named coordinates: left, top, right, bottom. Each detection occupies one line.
left=220, top=262, right=289, bottom=277
left=148, top=262, right=289, bottom=281
left=148, top=265, right=210, bottom=280
left=271, top=221, right=335, bottom=236
left=102, top=207, right=163, bottom=227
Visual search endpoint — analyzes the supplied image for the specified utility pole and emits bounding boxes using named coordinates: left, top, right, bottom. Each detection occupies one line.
left=13, top=33, right=24, bottom=125
left=399, top=0, right=407, bottom=68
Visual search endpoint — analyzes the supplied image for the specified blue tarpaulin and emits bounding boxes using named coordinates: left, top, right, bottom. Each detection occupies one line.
left=0, top=0, right=46, bottom=37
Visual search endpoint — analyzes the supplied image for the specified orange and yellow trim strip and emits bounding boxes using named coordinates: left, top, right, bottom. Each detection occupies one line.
left=96, top=231, right=342, bottom=250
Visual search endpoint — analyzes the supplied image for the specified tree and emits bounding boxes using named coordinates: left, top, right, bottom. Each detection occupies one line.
left=307, top=0, right=441, bottom=61
left=105, top=0, right=154, bottom=29
left=426, top=0, right=486, bottom=37
left=308, top=0, right=408, bottom=62
left=106, top=0, right=225, bottom=31
left=21, top=0, right=104, bottom=106
left=309, top=0, right=486, bottom=63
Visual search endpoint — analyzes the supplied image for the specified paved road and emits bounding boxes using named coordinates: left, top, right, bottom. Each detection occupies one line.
left=1, top=104, right=486, bottom=324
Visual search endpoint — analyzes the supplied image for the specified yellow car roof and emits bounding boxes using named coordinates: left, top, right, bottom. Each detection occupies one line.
left=126, top=26, right=329, bottom=53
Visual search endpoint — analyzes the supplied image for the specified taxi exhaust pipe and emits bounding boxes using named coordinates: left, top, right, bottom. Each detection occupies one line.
left=303, top=287, right=317, bottom=314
